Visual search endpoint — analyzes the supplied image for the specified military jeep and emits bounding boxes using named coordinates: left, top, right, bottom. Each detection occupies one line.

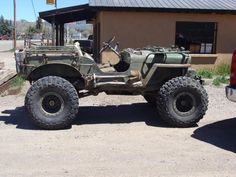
left=15, top=37, right=208, bottom=130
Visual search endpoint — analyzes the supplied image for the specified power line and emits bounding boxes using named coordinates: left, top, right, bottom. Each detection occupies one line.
left=30, top=0, right=37, bottom=20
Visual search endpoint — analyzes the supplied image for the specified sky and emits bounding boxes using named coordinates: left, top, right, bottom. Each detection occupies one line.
left=0, top=0, right=88, bottom=22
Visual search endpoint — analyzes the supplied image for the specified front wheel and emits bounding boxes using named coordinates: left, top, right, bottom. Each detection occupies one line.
left=157, top=77, right=208, bottom=127
left=25, top=76, right=79, bottom=130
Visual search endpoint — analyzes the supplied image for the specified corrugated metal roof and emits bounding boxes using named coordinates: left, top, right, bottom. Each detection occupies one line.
left=89, top=0, right=236, bottom=11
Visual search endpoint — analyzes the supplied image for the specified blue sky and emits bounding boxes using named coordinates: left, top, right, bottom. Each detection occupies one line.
left=0, top=0, right=88, bottom=22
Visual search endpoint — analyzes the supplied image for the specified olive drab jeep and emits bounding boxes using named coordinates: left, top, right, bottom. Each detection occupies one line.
left=15, top=36, right=208, bottom=130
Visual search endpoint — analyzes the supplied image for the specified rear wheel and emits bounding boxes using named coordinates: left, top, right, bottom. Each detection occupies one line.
left=157, top=76, right=208, bottom=127
left=25, top=76, right=79, bottom=130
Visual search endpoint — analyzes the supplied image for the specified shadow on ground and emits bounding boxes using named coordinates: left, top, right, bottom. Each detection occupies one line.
left=0, top=103, right=169, bottom=130
left=0, top=107, right=36, bottom=130
left=192, top=117, right=236, bottom=153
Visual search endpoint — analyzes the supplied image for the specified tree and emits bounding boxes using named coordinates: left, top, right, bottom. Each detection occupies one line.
left=36, top=17, right=43, bottom=32
left=0, top=15, right=12, bottom=36
left=0, top=16, right=4, bottom=26
left=26, top=26, right=38, bottom=38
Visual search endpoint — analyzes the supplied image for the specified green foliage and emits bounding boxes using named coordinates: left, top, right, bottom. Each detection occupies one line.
left=214, top=63, right=230, bottom=76
left=26, top=26, right=38, bottom=38
left=212, top=76, right=229, bottom=87
left=36, top=17, right=43, bottom=31
left=0, top=15, right=12, bottom=36
left=197, top=63, right=230, bottom=79
left=197, top=69, right=214, bottom=79
left=11, top=76, right=25, bottom=88
left=26, top=17, right=43, bottom=38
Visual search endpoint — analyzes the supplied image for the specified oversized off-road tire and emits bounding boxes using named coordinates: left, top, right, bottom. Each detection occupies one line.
left=25, top=76, right=79, bottom=130
left=143, top=95, right=157, bottom=106
left=157, top=76, right=208, bottom=127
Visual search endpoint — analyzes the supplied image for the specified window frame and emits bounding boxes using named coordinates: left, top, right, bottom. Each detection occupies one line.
left=175, top=21, right=218, bottom=54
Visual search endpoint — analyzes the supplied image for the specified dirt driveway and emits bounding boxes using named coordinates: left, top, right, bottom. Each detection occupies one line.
left=0, top=40, right=24, bottom=52
left=0, top=84, right=235, bottom=177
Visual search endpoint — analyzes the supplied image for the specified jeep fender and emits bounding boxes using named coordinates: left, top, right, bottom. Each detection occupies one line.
left=28, top=63, right=82, bottom=82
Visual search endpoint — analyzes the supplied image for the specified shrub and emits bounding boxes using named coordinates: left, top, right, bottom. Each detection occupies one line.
left=10, top=76, right=25, bottom=88
left=213, top=76, right=229, bottom=86
left=197, top=69, right=214, bottom=79
left=214, top=63, right=230, bottom=76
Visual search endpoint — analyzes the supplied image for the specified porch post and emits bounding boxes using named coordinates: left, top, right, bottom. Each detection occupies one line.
left=56, top=24, right=59, bottom=46
left=59, top=24, right=64, bottom=46
left=51, top=22, right=55, bottom=46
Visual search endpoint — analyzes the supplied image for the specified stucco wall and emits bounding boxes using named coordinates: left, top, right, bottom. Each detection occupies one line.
left=99, top=11, right=236, bottom=64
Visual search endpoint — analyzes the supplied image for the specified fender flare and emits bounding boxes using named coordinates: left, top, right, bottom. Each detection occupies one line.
left=28, top=63, right=82, bottom=82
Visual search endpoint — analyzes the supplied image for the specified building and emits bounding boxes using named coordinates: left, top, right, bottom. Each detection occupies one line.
left=40, top=0, right=236, bottom=66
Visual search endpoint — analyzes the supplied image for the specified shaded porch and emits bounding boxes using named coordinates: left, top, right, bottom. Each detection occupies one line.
left=39, top=4, right=99, bottom=56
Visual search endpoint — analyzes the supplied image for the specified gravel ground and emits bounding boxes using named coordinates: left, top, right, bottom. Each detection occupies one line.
left=0, top=83, right=235, bottom=177
left=0, top=40, right=24, bottom=71
left=0, top=52, right=16, bottom=71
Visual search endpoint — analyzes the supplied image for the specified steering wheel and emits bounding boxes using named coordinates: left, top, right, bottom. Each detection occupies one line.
left=99, top=36, right=116, bottom=53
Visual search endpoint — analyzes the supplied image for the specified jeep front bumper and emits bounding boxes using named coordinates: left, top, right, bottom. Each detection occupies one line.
left=226, top=86, right=236, bottom=102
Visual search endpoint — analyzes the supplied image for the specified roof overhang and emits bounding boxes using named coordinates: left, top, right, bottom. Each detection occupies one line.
left=39, top=4, right=96, bottom=24
left=40, top=3, right=236, bottom=25
left=89, top=0, right=236, bottom=14
left=91, top=6, right=236, bottom=14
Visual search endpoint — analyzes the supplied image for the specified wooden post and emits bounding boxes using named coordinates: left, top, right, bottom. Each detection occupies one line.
left=56, top=24, right=59, bottom=46
left=60, top=24, right=64, bottom=46
left=52, top=21, right=55, bottom=46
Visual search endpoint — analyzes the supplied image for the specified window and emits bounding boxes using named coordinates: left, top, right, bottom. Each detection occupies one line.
left=175, top=22, right=217, bottom=54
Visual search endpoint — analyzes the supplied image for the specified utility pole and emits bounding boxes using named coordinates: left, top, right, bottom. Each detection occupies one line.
left=13, top=0, right=16, bottom=49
